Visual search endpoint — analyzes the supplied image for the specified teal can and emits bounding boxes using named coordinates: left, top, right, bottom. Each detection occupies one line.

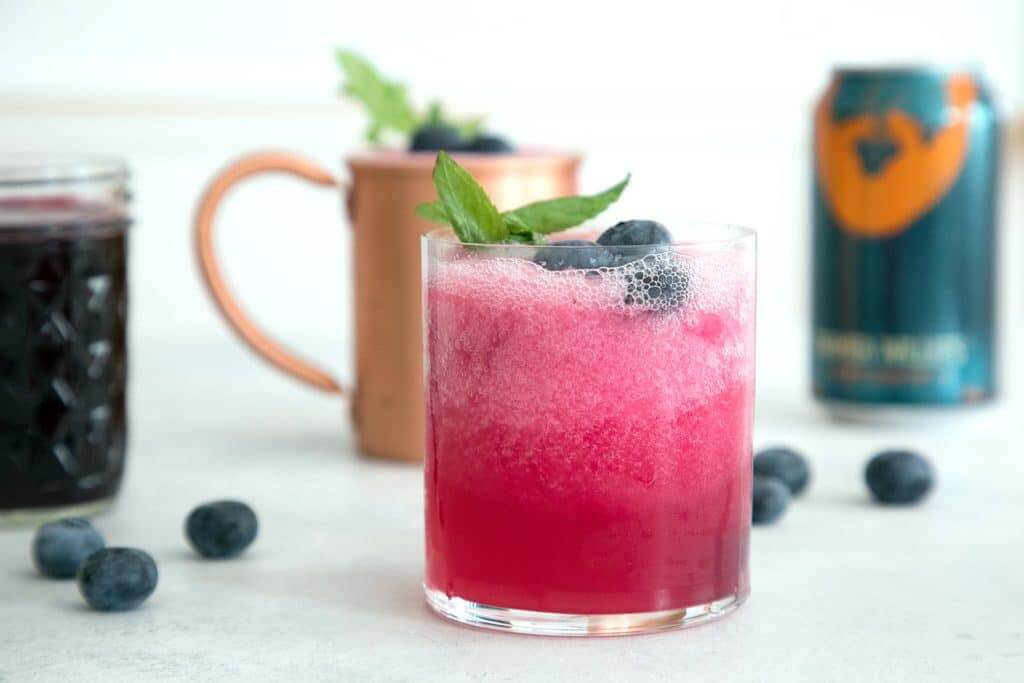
left=811, top=67, right=1000, bottom=417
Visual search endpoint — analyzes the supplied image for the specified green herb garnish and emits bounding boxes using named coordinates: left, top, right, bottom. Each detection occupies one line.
left=413, top=201, right=452, bottom=224
left=500, top=177, right=629, bottom=234
left=431, top=151, right=507, bottom=244
left=337, top=51, right=485, bottom=144
left=418, top=152, right=629, bottom=244
left=335, top=51, right=418, bottom=143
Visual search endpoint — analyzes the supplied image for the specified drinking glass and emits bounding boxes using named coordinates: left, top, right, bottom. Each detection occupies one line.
left=422, top=223, right=756, bottom=635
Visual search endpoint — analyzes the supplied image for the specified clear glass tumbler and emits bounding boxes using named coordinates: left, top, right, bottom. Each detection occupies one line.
left=422, top=223, right=756, bottom=635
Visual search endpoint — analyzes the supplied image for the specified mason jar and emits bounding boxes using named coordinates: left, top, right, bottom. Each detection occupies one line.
left=0, top=158, right=130, bottom=524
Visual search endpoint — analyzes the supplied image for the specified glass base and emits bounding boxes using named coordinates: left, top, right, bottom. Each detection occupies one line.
left=0, top=497, right=115, bottom=529
left=424, top=586, right=745, bottom=636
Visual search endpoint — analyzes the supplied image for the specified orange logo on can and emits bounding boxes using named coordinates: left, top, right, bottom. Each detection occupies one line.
left=815, top=75, right=976, bottom=237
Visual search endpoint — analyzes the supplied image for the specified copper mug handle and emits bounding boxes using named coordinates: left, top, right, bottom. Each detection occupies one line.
left=194, top=151, right=346, bottom=394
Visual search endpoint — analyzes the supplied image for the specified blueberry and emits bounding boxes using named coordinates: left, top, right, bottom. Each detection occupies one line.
left=409, top=123, right=465, bottom=152
left=464, top=134, right=515, bottom=154
left=77, top=548, right=158, bottom=611
left=752, top=476, right=790, bottom=525
left=754, top=447, right=811, bottom=496
left=865, top=450, right=934, bottom=505
left=599, top=221, right=674, bottom=268
left=533, top=240, right=615, bottom=271
left=186, top=500, right=259, bottom=559
left=32, top=518, right=105, bottom=579
left=597, top=220, right=673, bottom=247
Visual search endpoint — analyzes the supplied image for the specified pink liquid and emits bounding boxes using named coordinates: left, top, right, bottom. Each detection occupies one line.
left=424, top=247, right=755, bottom=615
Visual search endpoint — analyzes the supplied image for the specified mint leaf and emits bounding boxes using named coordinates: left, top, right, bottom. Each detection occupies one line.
left=417, top=201, right=544, bottom=243
left=336, top=51, right=418, bottom=143
left=432, top=152, right=508, bottom=244
left=501, top=175, right=630, bottom=234
left=500, top=215, right=542, bottom=243
left=503, top=213, right=532, bottom=233
left=415, top=201, right=450, bottom=223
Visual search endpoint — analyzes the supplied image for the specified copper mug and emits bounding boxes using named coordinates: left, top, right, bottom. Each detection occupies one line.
left=194, top=150, right=580, bottom=462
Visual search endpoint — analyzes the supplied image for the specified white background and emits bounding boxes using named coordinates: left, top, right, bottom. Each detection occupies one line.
left=1, top=0, right=1022, bottom=401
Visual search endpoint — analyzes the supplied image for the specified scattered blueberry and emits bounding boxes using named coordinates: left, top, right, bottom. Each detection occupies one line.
left=865, top=450, right=934, bottom=505
left=464, top=134, right=515, bottom=154
left=32, top=518, right=105, bottom=579
left=754, top=447, right=811, bottom=496
left=77, top=548, right=158, bottom=611
left=409, top=123, right=464, bottom=152
left=533, top=240, right=615, bottom=271
left=752, top=476, right=790, bottom=525
left=186, top=500, right=259, bottom=559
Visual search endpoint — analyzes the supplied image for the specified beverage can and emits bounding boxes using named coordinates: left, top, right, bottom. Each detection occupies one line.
left=811, top=66, right=1000, bottom=415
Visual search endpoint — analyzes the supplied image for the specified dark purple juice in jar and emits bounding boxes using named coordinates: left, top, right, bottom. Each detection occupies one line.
left=0, top=159, right=130, bottom=522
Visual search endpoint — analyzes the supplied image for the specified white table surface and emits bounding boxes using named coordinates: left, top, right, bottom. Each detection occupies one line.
left=2, top=339, right=1023, bottom=683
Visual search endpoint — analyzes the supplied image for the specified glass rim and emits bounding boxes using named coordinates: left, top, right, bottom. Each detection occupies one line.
left=0, top=156, right=129, bottom=187
left=423, top=222, right=756, bottom=250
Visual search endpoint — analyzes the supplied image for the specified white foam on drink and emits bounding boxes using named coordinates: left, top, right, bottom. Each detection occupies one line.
left=429, top=247, right=751, bottom=318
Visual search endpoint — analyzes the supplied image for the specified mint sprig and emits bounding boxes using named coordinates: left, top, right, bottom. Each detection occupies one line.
left=419, top=154, right=629, bottom=244
left=337, top=52, right=486, bottom=145
left=431, top=152, right=508, bottom=244
left=336, top=51, right=418, bottom=143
